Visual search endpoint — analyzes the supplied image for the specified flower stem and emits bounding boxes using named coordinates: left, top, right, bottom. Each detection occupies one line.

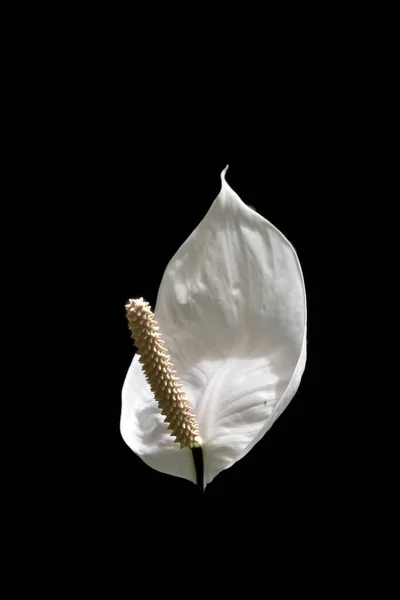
left=191, top=444, right=204, bottom=490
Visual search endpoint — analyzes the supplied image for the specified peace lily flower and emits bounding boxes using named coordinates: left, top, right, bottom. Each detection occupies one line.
left=121, top=166, right=307, bottom=487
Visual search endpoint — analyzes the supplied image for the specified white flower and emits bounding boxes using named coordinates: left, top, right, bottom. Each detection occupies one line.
left=121, top=166, right=307, bottom=487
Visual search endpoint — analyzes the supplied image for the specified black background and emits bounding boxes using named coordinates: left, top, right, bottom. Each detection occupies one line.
left=8, top=8, right=389, bottom=590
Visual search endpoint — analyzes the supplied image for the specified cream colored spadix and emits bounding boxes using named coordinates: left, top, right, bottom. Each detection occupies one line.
left=125, top=298, right=200, bottom=449
left=121, top=166, right=307, bottom=487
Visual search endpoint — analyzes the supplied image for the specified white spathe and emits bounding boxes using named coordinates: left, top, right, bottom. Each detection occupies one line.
left=121, top=167, right=307, bottom=486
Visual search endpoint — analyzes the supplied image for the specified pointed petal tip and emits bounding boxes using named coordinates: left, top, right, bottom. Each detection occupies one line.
left=220, top=164, right=229, bottom=182
left=213, top=165, right=233, bottom=210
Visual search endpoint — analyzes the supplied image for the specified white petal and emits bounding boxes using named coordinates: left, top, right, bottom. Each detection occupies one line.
left=121, top=167, right=306, bottom=486
left=155, top=167, right=307, bottom=486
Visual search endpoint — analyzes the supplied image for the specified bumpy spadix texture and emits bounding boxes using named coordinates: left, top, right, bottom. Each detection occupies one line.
left=121, top=166, right=307, bottom=486
left=125, top=298, right=200, bottom=448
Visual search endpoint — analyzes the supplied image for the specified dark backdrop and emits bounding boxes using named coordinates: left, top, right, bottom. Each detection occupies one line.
left=10, top=10, right=378, bottom=591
